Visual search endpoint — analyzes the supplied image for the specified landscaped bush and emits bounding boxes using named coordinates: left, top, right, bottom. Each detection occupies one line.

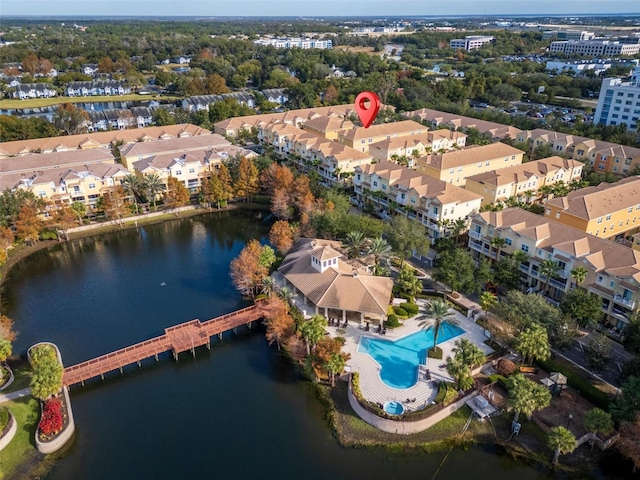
left=30, top=344, right=63, bottom=401
left=38, top=229, right=59, bottom=241
left=496, top=358, right=516, bottom=376
left=435, top=382, right=458, bottom=406
left=385, top=314, right=400, bottom=328
left=434, top=381, right=448, bottom=403
left=403, top=303, right=419, bottom=316
left=38, top=398, right=63, bottom=436
left=536, top=357, right=611, bottom=410
left=0, top=406, right=9, bottom=432
left=399, top=293, right=415, bottom=304
left=393, top=306, right=408, bottom=318
left=427, top=346, right=443, bottom=359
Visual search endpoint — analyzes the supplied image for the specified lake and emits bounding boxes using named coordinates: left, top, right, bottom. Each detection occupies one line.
left=0, top=210, right=621, bottom=479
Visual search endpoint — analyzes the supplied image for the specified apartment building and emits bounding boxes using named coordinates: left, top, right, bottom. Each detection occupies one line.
left=465, top=156, right=584, bottom=206
left=544, top=176, right=640, bottom=240
left=353, top=160, right=482, bottom=241
left=0, top=148, right=128, bottom=208
left=468, top=208, right=640, bottom=329
left=449, top=36, right=495, bottom=51
left=405, top=108, right=522, bottom=141
left=259, top=122, right=372, bottom=186
left=253, top=37, right=333, bottom=49
left=593, top=66, right=640, bottom=133
left=0, top=124, right=211, bottom=159
left=213, top=105, right=365, bottom=137
left=549, top=39, right=640, bottom=56
left=414, top=143, right=525, bottom=187
left=301, top=116, right=355, bottom=140
left=542, top=30, right=595, bottom=41
left=337, top=120, right=429, bottom=153
left=515, top=128, right=640, bottom=174
left=367, top=130, right=467, bottom=164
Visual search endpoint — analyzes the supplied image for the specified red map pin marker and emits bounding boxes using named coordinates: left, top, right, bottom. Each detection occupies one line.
left=355, top=91, right=381, bottom=129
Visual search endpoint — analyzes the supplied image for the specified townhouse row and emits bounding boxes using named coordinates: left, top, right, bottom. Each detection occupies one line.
left=0, top=124, right=253, bottom=209
left=468, top=207, right=640, bottom=330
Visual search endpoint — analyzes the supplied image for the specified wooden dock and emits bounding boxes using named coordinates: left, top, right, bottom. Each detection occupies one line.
left=63, top=304, right=265, bottom=387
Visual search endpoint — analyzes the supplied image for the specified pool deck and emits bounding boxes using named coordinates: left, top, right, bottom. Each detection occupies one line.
left=328, top=301, right=493, bottom=411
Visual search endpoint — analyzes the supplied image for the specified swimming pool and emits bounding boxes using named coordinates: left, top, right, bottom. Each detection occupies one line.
left=383, top=401, right=405, bottom=415
left=358, top=323, right=465, bottom=389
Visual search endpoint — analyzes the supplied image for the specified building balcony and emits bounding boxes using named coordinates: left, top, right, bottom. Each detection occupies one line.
left=354, top=185, right=363, bottom=193
left=520, top=264, right=530, bottom=274
left=614, top=294, right=637, bottom=310
left=469, top=241, right=483, bottom=253
left=427, top=211, right=439, bottom=220
left=469, top=231, right=482, bottom=240
left=549, top=277, right=568, bottom=291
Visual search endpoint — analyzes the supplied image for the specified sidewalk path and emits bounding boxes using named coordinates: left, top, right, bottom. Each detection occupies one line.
left=0, top=387, right=31, bottom=404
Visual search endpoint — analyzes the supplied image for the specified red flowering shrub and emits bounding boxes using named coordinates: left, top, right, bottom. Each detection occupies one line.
left=38, top=398, right=63, bottom=436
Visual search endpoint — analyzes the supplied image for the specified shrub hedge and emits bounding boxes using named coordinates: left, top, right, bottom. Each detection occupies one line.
left=386, top=315, right=400, bottom=328
left=403, top=303, right=419, bottom=315
left=393, top=306, right=408, bottom=317
left=0, top=406, right=9, bottom=432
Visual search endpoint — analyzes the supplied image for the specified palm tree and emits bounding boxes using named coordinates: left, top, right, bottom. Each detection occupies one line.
left=121, top=174, right=141, bottom=214
left=539, top=259, right=561, bottom=295
left=419, top=299, right=457, bottom=355
left=523, top=189, right=535, bottom=203
left=261, top=276, right=275, bottom=298
left=509, top=373, right=552, bottom=422
left=515, top=323, right=551, bottom=365
left=584, top=408, right=614, bottom=449
left=547, top=426, right=577, bottom=465
left=539, top=184, right=554, bottom=201
left=571, top=266, right=588, bottom=288
left=368, top=237, right=392, bottom=271
left=143, top=173, right=164, bottom=210
left=479, top=291, right=498, bottom=317
left=278, top=286, right=295, bottom=308
left=451, top=218, right=468, bottom=245
left=299, top=315, right=327, bottom=355
left=490, top=237, right=507, bottom=262
left=326, top=353, right=347, bottom=387
left=452, top=338, right=485, bottom=368
left=511, top=250, right=529, bottom=266
left=343, top=231, right=367, bottom=259
left=446, top=355, right=473, bottom=390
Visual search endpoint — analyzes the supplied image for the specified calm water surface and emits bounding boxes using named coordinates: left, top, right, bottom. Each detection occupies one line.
left=0, top=211, right=613, bottom=479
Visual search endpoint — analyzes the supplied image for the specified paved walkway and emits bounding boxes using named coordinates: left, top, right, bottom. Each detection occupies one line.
left=332, top=302, right=493, bottom=410
left=0, top=387, right=31, bottom=404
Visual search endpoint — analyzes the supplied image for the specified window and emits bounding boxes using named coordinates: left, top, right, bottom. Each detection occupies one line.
left=521, top=245, right=529, bottom=253
left=449, top=168, right=455, bottom=174
left=610, top=281, right=615, bottom=288
left=373, top=181, right=378, bottom=187
left=38, top=190, right=46, bottom=197
left=189, top=168, right=195, bottom=174
left=458, top=167, right=463, bottom=172
left=597, top=275, right=604, bottom=283
left=176, top=170, right=182, bottom=176
left=73, top=186, right=80, bottom=193
left=546, top=208, right=551, bottom=215
left=629, top=207, right=633, bottom=213
left=606, top=214, right=612, bottom=221
left=597, top=217, right=603, bottom=224
left=382, top=184, right=387, bottom=190
left=485, top=161, right=490, bottom=166
left=504, top=238, right=512, bottom=246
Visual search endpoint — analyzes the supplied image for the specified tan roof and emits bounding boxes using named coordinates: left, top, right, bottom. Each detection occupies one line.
left=357, top=160, right=482, bottom=205
left=417, top=143, right=524, bottom=171
left=0, top=124, right=210, bottom=157
left=341, top=120, right=427, bottom=141
left=475, top=207, right=640, bottom=276
left=119, top=134, right=231, bottom=158
left=0, top=148, right=115, bottom=175
left=1, top=161, right=128, bottom=191
left=546, top=176, right=640, bottom=220
left=303, top=116, right=354, bottom=133
left=466, top=156, right=583, bottom=186
left=278, top=238, right=393, bottom=316
left=405, top=108, right=522, bottom=138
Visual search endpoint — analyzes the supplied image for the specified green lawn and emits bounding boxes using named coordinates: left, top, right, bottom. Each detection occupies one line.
left=0, top=93, right=182, bottom=109
left=0, top=397, right=40, bottom=479
left=3, top=361, right=33, bottom=393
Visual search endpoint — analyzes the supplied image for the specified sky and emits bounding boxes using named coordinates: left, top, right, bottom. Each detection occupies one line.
left=1, top=0, right=639, bottom=17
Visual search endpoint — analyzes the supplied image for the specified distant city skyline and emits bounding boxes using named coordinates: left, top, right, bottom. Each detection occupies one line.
left=2, top=1, right=639, bottom=18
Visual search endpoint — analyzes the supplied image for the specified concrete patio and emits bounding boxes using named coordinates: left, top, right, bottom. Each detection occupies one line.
left=330, top=302, right=494, bottom=411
